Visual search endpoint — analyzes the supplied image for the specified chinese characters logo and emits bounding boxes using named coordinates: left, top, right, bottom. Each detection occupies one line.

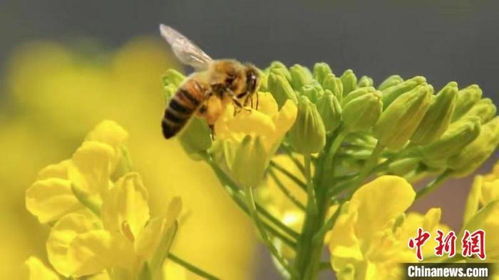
left=408, top=227, right=486, bottom=261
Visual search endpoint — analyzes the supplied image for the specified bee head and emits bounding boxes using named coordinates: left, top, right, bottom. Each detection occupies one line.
left=235, top=64, right=259, bottom=99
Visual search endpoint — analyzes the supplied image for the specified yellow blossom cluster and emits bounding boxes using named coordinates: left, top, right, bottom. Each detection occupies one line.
left=1, top=38, right=254, bottom=279
left=25, top=121, right=184, bottom=280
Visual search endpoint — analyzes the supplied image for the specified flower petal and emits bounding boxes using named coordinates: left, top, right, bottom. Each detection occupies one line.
left=25, top=257, right=60, bottom=280
left=134, top=217, right=166, bottom=259
left=255, top=92, right=279, bottom=116
left=67, top=230, right=114, bottom=277
left=351, top=176, right=415, bottom=242
left=69, top=141, right=114, bottom=196
left=270, top=99, right=298, bottom=154
left=422, top=208, right=442, bottom=231
left=101, top=172, right=149, bottom=240
left=85, top=120, right=128, bottom=148
left=329, top=203, right=363, bottom=268
left=462, top=201, right=499, bottom=261
left=37, top=160, right=70, bottom=180
left=26, top=178, right=82, bottom=223
left=134, top=197, right=181, bottom=261
left=273, top=99, right=298, bottom=138
left=47, top=210, right=101, bottom=277
left=464, top=176, right=483, bottom=225
left=481, top=179, right=499, bottom=206
left=163, top=260, right=187, bottom=280
left=227, top=109, right=276, bottom=139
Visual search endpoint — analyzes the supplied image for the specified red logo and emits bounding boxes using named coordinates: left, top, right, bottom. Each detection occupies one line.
left=408, top=228, right=486, bottom=261
left=435, top=230, right=457, bottom=257
left=408, top=227, right=431, bottom=261
left=462, top=229, right=486, bottom=260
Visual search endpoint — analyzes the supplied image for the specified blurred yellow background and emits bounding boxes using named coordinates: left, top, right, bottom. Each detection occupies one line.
left=0, top=37, right=255, bottom=279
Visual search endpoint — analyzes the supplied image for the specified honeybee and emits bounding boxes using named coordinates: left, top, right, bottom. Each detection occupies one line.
left=159, top=24, right=260, bottom=139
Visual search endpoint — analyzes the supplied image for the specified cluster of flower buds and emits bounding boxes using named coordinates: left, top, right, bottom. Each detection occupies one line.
left=162, top=62, right=499, bottom=186
left=258, top=62, right=498, bottom=179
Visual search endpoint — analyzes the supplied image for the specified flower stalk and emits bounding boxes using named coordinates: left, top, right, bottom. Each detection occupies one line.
left=168, top=254, right=220, bottom=280
left=161, top=61, right=499, bottom=280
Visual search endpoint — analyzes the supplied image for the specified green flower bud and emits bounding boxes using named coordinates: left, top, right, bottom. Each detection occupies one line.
left=317, top=90, right=342, bottom=133
left=232, top=136, right=268, bottom=187
left=374, top=84, right=433, bottom=150
left=268, top=72, right=298, bottom=107
left=462, top=98, right=497, bottom=123
left=269, top=63, right=292, bottom=82
left=420, top=116, right=481, bottom=165
left=322, top=73, right=343, bottom=102
left=381, top=76, right=426, bottom=109
left=448, top=116, right=499, bottom=177
left=340, top=69, right=358, bottom=95
left=342, top=90, right=382, bottom=133
left=378, top=75, right=404, bottom=91
left=342, top=86, right=376, bottom=105
left=300, top=82, right=324, bottom=103
left=162, top=69, right=185, bottom=99
left=358, top=75, right=374, bottom=87
left=288, top=96, right=326, bottom=154
left=388, top=158, right=420, bottom=176
left=256, top=68, right=268, bottom=91
left=313, top=62, right=333, bottom=85
left=452, top=84, right=482, bottom=121
left=289, top=64, right=314, bottom=90
left=178, top=117, right=212, bottom=160
left=411, top=82, right=458, bottom=145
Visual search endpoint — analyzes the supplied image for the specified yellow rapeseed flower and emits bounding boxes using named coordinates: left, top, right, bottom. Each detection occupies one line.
left=328, top=176, right=448, bottom=280
left=26, top=121, right=182, bottom=279
left=3, top=38, right=255, bottom=279
left=465, top=161, right=499, bottom=220
left=213, top=91, right=297, bottom=187
left=462, top=161, right=499, bottom=262
left=25, top=257, right=60, bottom=280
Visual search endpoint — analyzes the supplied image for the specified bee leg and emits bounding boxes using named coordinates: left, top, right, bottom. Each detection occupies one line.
left=243, top=94, right=253, bottom=108
left=209, top=124, right=215, bottom=140
left=233, top=97, right=252, bottom=114
left=232, top=98, right=243, bottom=108
left=232, top=97, right=243, bottom=115
left=255, top=92, right=259, bottom=110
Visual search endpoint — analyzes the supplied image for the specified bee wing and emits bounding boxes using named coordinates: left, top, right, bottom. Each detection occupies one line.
left=159, top=24, right=213, bottom=70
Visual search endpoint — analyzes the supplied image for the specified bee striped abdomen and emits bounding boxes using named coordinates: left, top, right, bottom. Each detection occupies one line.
left=162, top=80, right=205, bottom=139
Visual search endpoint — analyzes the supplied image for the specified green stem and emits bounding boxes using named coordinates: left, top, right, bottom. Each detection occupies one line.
left=168, top=253, right=220, bottom=280
left=293, top=135, right=347, bottom=280
left=332, top=142, right=385, bottom=197
left=257, top=203, right=300, bottom=239
left=226, top=188, right=297, bottom=247
left=203, top=156, right=298, bottom=246
left=270, top=161, right=308, bottom=191
left=304, top=154, right=317, bottom=215
left=246, top=187, right=296, bottom=277
left=282, top=143, right=306, bottom=176
left=416, top=170, right=451, bottom=199
left=318, top=130, right=348, bottom=187
left=269, top=169, right=306, bottom=210
left=314, top=201, right=342, bottom=242
left=354, top=142, right=385, bottom=185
